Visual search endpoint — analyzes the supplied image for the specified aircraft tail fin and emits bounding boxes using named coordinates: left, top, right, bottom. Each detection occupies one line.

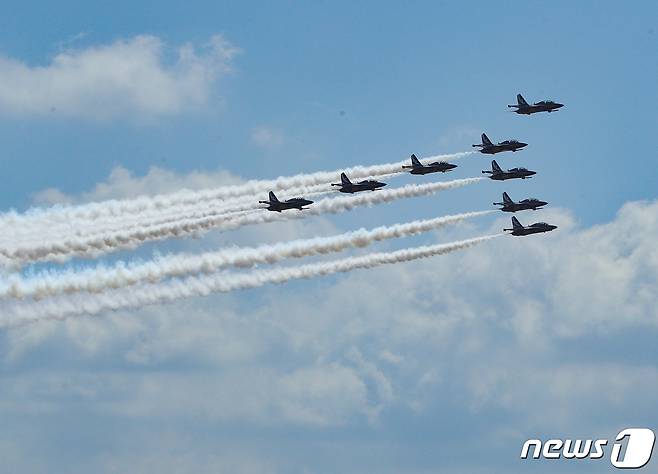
left=491, top=160, right=503, bottom=173
left=511, top=216, right=523, bottom=229
left=340, top=173, right=352, bottom=186
left=410, top=154, right=422, bottom=167
left=517, top=94, right=529, bottom=106
left=269, top=191, right=279, bottom=203
left=481, top=133, right=493, bottom=146
left=502, top=192, right=513, bottom=205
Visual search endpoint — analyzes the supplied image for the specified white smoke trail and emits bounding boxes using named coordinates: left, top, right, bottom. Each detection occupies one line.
left=0, top=151, right=473, bottom=235
left=1, top=177, right=484, bottom=266
left=1, top=210, right=493, bottom=299
left=1, top=181, right=338, bottom=246
left=2, top=233, right=503, bottom=326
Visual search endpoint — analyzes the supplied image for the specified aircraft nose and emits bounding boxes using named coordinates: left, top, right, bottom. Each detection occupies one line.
left=539, top=201, right=548, bottom=207
left=556, top=103, right=564, bottom=108
left=519, top=142, right=528, bottom=148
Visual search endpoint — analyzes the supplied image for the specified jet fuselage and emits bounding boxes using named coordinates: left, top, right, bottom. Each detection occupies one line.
left=334, top=180, right=386, bottom=193
left=408, top=162, right=457, bottom=175
left=507, top=223, right=557, bottom=236
left=496, top=199, right=547, bottom=212
left=486, top=169, right=536, bottom=181
left=260, top=197, right=314, bottom=212
left=513, top=102, right=564, bottom=115
left=479, top=141, right=528, bottom=154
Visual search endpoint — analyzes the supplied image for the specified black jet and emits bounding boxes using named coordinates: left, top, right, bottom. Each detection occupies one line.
left=473, top=133, right=527, bottom=154
left=494, top=192, right=547, bottom=212
left=504, top=216, right=557, bottom=236
left=508, top=94, right=564, bottom=115
left=482, top=160, right=536, bottom=180
left=402, top=154, right=457, bottom=175
left=259, top=191, right=313, bottom=212
left=332, top=173, right=387, bottom=193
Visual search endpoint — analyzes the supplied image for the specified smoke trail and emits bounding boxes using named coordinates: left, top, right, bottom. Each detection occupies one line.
left=1, top=181, right=338, bottom=245
left=1, top=210, right=493, bottom=299
left=2, top=233, right=503, bottom=325
left=0, top=151, right=473, bottom=234
left=1, top=177, right=484, bottom=266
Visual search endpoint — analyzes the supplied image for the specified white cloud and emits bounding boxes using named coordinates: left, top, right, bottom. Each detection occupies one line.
left=250, top=126, right=285, bottom=149
left=0, top=34, right=239, bottom=119
left=464, top=362, right=658, bottom=434
left=31, top=165, right=239, bottom=206
left=4, top=163, right=658, bottom=472
left=0, top=365, right=371, bottom=427
left=94, top=436, right=279, bottom=474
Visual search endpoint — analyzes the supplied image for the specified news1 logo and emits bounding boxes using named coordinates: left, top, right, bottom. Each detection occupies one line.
left=521, top=428, right=656, bottom=469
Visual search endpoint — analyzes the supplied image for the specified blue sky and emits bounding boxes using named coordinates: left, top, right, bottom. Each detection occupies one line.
left=1, top=1, right=656, bottom=221
left=0, top=1, right=657, bottom=473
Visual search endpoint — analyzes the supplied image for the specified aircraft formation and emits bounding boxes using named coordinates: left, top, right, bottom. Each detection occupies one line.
left=259, top=92, right=562, bottom=237
left=0, top=92, right=566, bottom=322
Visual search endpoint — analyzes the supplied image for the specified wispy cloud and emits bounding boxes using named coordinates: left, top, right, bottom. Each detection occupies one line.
left=250, top=126, right=285, bottom=148
left=31, top=165, right=240, bottom=206
left=0, top=34, right=240, bottom=119
left=2, top=201, right=658, bottom=473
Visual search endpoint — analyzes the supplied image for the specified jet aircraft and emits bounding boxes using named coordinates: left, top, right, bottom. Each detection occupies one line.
left=402, top=154, right=457, bottom=175
left=504, top=216, right=557, bottom=236
left=482, top=160, right=536, bottom=180
left=473, top=133, right=527, bottom=154
left=332, top=173, right=387, bottom=193
left=494, top=192, right=547, bottom=212
left=508, top=94, right=564, bottom=114
left=259, top=191, right=313, bottom=212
